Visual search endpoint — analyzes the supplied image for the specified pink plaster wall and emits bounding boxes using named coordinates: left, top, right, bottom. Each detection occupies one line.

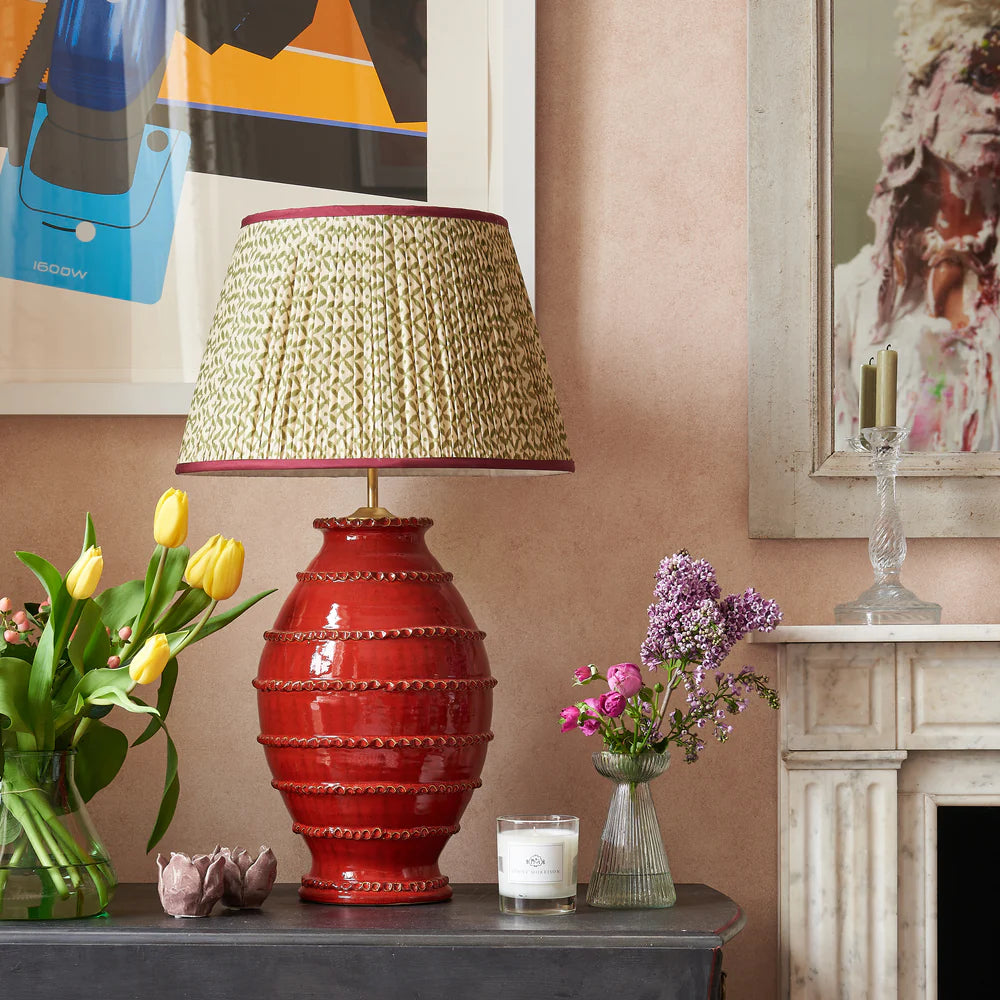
left=3, top=2, right=1000, bottom=996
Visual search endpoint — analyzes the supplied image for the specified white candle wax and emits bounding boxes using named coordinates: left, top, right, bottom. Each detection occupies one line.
left=497, top=827, right=578, bottom=899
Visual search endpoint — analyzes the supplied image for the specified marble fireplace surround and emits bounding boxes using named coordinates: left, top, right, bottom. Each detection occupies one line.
left=753, top=625, right=1000, bottom=1000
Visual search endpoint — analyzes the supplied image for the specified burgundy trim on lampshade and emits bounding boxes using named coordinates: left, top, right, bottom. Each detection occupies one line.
left=176, top=457, right=576, bottom=476
left=241, top=205, right=509, bottom=229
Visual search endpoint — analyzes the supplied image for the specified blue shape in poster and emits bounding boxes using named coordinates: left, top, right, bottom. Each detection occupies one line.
left=0, top=104, right=190, bottom=304
left=0, top=0, right=187, bottom=304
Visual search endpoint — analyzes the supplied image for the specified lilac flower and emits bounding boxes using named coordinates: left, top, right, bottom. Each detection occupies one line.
left=560, top=706, right=581, bottom=732
left=606, top=662, right=643, bottom=697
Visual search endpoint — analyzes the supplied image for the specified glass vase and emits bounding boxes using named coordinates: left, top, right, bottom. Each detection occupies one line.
left=0, top=750, right=117, bottom=919
left=587, top=750, right=676, bottom=909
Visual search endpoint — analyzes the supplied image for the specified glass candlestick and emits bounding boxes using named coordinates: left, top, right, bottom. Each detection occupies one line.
left=834, top=426, right=941, bottom=625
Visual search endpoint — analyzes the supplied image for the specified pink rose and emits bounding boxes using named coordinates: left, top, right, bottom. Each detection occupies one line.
left=583, top=697, right=602, bottom=715
left=580, top=718, right=601, bottom=736
left=0, top=597, right=11, bottom=613
left=573, top=665, right=593, bottom=683
left=3, top=629, right=17, bottom=643
left=606, top=662, right=643, bottom=698
left=12, top=610, right=27, bottom=625
left=600, top=691, right=626, bottom=718
left=560, top=706, right=581, bottom=732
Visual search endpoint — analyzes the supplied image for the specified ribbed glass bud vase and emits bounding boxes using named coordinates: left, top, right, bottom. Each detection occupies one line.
left=587, top=751, right=676, bottom=909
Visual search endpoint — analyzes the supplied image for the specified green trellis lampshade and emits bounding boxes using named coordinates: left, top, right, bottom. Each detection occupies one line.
left=176, top=206, right=573, bottom=477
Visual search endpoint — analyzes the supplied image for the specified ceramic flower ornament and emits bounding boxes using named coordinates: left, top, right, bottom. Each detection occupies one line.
left=156, top=852, right=226, bottom=918
left=213, top=846, right=278, bottom=909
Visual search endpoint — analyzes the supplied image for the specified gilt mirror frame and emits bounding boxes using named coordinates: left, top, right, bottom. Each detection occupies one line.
left=748, top=0, right=1000, bottom=538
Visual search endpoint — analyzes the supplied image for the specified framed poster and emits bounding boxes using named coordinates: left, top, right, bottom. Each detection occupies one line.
left=748, top=0, right=1000, bottom=538
left=0, top=0, right=535, bottom=414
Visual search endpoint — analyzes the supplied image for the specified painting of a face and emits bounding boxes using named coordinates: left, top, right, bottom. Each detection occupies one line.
left=927, top=30, right=1000, bottom=176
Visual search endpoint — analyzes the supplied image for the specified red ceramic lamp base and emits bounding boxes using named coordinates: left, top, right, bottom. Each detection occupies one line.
left=256, top=516, right=494, bottom=906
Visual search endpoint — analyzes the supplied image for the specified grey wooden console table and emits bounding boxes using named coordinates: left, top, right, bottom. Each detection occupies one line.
left=0, top=883, right=744, bottom=1000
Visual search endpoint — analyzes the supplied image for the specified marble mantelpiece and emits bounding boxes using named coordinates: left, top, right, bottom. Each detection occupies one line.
left=753, top=625, right=1000, bottom=1000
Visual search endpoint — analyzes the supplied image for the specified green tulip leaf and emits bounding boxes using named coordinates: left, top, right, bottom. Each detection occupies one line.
left=155, top=587, right=212, bottom=635
left=132, top=658, right=178, bottom=748
left=94, top=580, right=145, bottom=633
left=0, top=811, right=22, bottom=847
left=0, top=657, right=32, bottom=734
left=56, top=666, right=138, bottom=731
left=25, top=626, right=58, bottom=747
left=134, top=711, right=180, bottom=853
left=82, top=616, right=112, bottom=674
left=74, top=721, right=129, bottom=802
left=78, top=686, right=159, bottom=717
left=68, top=599, right=104, bottom=675
left=82, top=512, right=97, bottom=553
left=15, top=551, right=66, bottom=616
left=188, top=588, right=277, bottom=645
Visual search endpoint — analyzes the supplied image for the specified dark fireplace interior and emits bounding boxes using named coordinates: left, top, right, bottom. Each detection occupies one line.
left=937, top=806, right=1000, bottom=998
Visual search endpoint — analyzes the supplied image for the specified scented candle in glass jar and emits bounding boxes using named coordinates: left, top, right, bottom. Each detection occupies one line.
left=496, top=815, right=578, bottom=915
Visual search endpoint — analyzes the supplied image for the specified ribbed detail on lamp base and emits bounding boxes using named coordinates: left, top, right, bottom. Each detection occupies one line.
left=586, top=751, right=677, bottom=910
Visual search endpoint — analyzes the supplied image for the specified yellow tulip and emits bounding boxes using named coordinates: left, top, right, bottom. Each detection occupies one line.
left=66, top=545, right=103, bottom=600
left=129, top=634, right=171, bottom=686
left=154, top=488, right=189, bottom=548
left=203, top=538, right=245, bottom=601
left=185, top=534, right=223, bottom=590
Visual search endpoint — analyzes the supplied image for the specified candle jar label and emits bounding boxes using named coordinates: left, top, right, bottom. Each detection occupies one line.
left=501, top=841, right=564, bottom=884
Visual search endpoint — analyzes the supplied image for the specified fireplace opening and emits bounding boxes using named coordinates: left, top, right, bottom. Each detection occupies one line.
left=937, top=806, right=1000, bottom=999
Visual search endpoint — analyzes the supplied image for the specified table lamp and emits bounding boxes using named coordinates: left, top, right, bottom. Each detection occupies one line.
left=176, top=206, right=573, bottom=905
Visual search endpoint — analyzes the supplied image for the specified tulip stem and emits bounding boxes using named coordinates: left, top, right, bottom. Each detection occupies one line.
left=171, top=600, right=218, bottom=658
left=124, top=546, right=167, bottom=659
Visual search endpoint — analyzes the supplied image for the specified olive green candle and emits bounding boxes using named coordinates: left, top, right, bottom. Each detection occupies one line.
left=859, top=360, right=877, bottom=430
left=875, top=346, right=897, bottom=427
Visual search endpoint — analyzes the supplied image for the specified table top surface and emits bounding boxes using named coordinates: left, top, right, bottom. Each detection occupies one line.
left=0, top=883, right=746, bottom=950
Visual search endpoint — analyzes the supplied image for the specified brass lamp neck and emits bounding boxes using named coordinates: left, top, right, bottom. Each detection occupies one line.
left=347, top=467, right=396, bottom=520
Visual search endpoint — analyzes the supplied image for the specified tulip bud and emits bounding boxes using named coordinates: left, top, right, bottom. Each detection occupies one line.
left=184, top=534, right=223, bottom=590
left=129, top=633, right=171, bottom=686
left=67, top=545, right=103, bottom=600
left=153, top=488, right=189, bottom=548
left=203, top=538, right=245, bottom=601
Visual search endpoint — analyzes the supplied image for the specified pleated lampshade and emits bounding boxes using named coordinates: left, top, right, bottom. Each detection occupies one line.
left=176, top=205, right=573, bottom=476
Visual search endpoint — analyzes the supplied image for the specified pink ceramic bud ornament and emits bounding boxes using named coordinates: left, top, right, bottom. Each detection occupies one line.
left=213, top=845, right=277, bottom=908
left=156, top=852, right=226, bottom=917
